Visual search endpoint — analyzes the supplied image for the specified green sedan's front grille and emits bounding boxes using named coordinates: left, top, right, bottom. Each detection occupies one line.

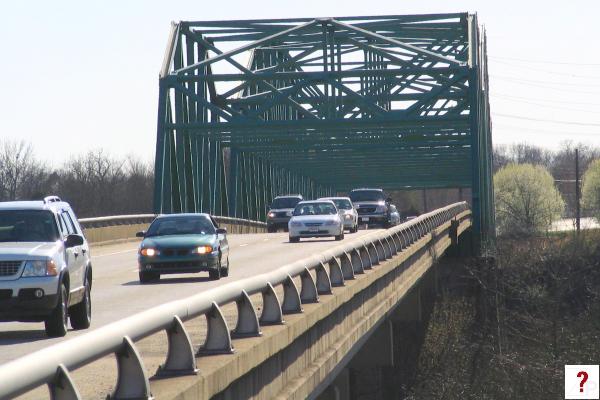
left=161, top=248, right=192, bottom=257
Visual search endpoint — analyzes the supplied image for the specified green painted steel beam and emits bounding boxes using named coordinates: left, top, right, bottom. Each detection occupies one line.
left=154, top=13, right=493, bottom=248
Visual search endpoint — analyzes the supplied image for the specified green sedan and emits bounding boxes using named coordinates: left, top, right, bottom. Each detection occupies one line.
left=136, top=213, right=230, bottom=283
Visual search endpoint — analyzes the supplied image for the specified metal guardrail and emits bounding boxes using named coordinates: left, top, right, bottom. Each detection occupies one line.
left=0, top=202, right=470, bottom=399
left=78, top=214, right=267, bottom=230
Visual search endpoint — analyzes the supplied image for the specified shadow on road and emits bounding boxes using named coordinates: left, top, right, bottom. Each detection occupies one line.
left=122, top=276, right=213, bottom=286
left=0, top=329, right=53, bottom=345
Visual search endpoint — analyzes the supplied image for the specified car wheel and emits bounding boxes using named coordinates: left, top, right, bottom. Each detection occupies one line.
left=209, top=265, right=221, bottom=280
left=267, top=226, right=276, bottom=233
left=69, top=279, right=91, bottom=330
left=45, top=283, right=68, bottom=337
left=221, top=257, right=229, bottom=277
left=289, top=236, right=300, bottom=243
left=139, top=271, right=159, bottom=284
left=335, top=232, right=344, bottom=241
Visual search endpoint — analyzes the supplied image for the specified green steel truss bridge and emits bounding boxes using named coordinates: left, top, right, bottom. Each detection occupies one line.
left=154, top=13, right=494, bottom=241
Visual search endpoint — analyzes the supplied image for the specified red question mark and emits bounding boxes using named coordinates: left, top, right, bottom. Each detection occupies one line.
left=577, top=371, right=589, bottom=393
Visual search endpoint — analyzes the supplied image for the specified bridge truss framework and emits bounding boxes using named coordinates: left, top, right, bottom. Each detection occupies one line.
left=154, top=13, right=494, bottom=241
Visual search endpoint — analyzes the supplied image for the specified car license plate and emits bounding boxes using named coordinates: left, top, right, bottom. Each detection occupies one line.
left=361, top=217, right=370, bottom=222
left=309, top=226, right=319, bottom=232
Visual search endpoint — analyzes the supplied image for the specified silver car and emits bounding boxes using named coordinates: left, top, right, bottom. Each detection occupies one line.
left=318, top=197, right=358, bottom=233
left=288, top=201, right=344, bottom=242
left=0, top=197, right=92, bottom=337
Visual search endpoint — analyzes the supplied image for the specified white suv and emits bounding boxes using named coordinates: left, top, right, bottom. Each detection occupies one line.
left=0, top=196, right=92, bottom=337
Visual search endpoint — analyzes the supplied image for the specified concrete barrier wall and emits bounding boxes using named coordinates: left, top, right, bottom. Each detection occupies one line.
left=80, top=216, right=267, bottom=245
left=83, top=223, right=150, bottom=245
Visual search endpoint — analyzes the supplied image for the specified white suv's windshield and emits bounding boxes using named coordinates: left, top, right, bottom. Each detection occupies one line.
left=0, top=210, right=60, bottom=242
left=349, top=190, right=384, bottom=202
left=293, top=202, right=337, bottom=216
left=146, top=216, right=215, bottom=237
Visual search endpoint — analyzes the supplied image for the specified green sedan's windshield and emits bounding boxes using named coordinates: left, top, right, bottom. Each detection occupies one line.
left=146, top=216, right=215, bottom=237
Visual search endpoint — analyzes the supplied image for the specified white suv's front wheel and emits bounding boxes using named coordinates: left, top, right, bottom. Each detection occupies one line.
left=70, top=279, right=91, bottom=330
left=45, top=283, right=68, bottom=337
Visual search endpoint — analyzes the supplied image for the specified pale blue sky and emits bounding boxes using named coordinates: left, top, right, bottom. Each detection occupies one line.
left=1, top=1, right=599, bottom=165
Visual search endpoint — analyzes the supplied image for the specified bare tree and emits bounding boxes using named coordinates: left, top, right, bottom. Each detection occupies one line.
left=0, top=140, right=48, bottom=201
left=58, top=149, right=126, bottom=217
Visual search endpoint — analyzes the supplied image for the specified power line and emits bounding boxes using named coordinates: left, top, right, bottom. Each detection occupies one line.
left=490, top=77, right=600, bottom=95
left=489, top=55, right=600, bottom=67
left=493, top=113, right=600, bottom=127
left=491, top=92, right=600, bottom=107
left=491, top=74, right=600, bottom=88
left=492, top=95, right=600, bottom=115
left=490, top=59, right=600, bottom=79
left=493, top=123, right=599, bottom=137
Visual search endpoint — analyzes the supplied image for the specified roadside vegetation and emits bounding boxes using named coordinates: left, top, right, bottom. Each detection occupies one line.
left=582, top=159, right=600, bottom=221
left=405, top=231, right=600, bottom=399
left=494, top=163, right=564, bottom=235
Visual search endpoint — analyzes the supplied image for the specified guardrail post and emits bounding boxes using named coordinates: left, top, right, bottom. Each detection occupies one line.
left=282, top=275, right=302, bottom=314
left=316, top=262, right=333, bottom=294
left=328, top=258, right=345, bottom=287
left=389, top=235, right=400, bottom=255
left=379, top=239, right=391, bottom=259
left=156, top=316, right=198, bottom=377
left=369, top=243, right=380, bottom=265
left=198, top=303, right=234, bottom=355
left=48, top=364, right=81, bottom=400
left=108, top=336, right=152, bottom=400
left=351, top=249, right=365, bottom=274
left=232, top=290, right=262, bottom=338
left=300, top=267, right=319, bottom=303
left=340, top=253, right=355, bottom=280
left=359, top=247, right=371, bottom=269
left=259, top=283, right=284, bottom=325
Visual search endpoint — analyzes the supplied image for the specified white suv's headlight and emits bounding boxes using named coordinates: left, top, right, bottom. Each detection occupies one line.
left=21, top=260, right=57, bottom=277
left=344, top=214, right=353, bottom=220
left=290, top=221, right=302, bottom=227
left=324, top=220, right=337, bottom=226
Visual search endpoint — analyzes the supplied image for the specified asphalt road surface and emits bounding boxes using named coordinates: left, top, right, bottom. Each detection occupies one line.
left=0, top=229, right=382, bottom=365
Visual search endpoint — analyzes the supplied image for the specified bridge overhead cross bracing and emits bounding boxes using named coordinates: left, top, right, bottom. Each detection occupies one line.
left=154, top=13, right=493, bottom=240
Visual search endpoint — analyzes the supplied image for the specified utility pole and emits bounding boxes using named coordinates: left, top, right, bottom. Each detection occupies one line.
left=575, top=148, right=581, bottom=234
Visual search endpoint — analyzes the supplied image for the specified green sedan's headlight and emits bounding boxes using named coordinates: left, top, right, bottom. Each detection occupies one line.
left=194, top=245, right=213, bottom=254
left=140, top=248, right=160, bottom=257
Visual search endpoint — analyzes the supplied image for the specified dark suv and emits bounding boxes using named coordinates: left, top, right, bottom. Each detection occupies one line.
left=266, top=195, right=303, bottom=232
left=349, top=188, right=392, bottom=227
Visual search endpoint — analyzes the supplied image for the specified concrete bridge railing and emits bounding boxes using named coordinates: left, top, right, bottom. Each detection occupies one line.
left=0, top=202, right=471, bottom=400
left=79, top=214, right=267, bottom=244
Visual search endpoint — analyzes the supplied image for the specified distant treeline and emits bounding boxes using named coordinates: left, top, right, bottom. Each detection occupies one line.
left=1, top=139, right=597, bottom=218
left=0, top=140, right=153, bottom=218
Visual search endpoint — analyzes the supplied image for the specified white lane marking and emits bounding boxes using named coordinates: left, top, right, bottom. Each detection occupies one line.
left=131, top=269, right=139, bottom=272
left=239, top=243, right=249, bottom=247
left=263, top=238, right=269, bottom=242
left=95, top=249, right=138, bottom=258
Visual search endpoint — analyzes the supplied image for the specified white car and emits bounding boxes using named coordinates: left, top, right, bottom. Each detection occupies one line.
left=0, top=197, right=92, bottom=337
left=318, top=197, right=358, bottom=233
left=288, top=201, right=344, bottom=242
